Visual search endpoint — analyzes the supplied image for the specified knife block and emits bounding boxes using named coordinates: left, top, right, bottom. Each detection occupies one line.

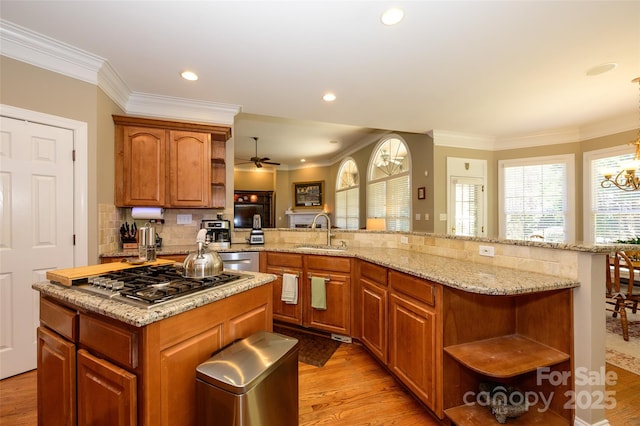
left=121, top=238, right=137, bottom=250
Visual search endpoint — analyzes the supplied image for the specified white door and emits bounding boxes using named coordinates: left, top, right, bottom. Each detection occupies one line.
left=0, top=116, right=75, bottom=379
left=450, top=177, right=485, bottom=236
left=446, top=157, right=488, bottom=237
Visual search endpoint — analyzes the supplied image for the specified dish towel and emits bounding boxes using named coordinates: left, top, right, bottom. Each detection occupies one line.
left=311, top=276, right=327, bottom=310
left=281, top=273, right=298, bottom=304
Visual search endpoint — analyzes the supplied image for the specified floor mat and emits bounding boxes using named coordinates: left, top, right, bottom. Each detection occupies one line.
left=273, top=325, right=341, bottom=367
left=606, top=311, right=640, bottom=375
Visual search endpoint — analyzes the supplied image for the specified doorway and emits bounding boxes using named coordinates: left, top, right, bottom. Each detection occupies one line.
left=0, top=105, right=87, bottom=379
left=446, top=157, right=487, bottom=237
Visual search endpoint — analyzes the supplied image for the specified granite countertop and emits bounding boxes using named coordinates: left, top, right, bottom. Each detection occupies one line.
left=103, top=243, right=579, bottom=296
left=33, top=271, right=276, bottom=327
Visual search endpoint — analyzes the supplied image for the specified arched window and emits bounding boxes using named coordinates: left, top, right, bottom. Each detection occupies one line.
left=335, top=158, right=359, bottom=229
left=367, top=136, right=411, bottom=231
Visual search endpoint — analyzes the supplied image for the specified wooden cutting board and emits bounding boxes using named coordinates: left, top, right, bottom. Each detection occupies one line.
left=46, top=258, right=176, bottom=287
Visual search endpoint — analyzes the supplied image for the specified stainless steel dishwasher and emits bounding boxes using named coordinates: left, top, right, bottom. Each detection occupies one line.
left=196, top=330, right=299, bottom=426
left=219, top=251, right=259, bottom=272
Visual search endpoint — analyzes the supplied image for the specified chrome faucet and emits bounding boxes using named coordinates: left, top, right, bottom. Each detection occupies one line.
left=311, top=212, right=333, bottom=246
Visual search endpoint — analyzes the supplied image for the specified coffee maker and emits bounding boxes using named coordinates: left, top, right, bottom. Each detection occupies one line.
left=249, top=214, right=264, bottom=245
left=201, top=216, right=231, bottom=249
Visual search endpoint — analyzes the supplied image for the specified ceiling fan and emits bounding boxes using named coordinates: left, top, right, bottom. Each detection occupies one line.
left=237, top=137, right=281, bottom=168
left=376, top=151, right=403, bottom=168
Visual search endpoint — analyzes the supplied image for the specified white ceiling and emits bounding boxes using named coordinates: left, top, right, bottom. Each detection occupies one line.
left=1, top=1, right=639, bottom=169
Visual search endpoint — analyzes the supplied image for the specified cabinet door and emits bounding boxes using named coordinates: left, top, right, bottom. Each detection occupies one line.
left=389, top=294, right=436, bottom=410
left=227, top=300, right=273, bottom=341
left=360, top=279, right=388, bottom=363
left=117, top=126, right=166, bottom=206
left=169, top=130, right=211, bottom=207
left=268, top=266, right=303, bottom=325
left=77, top=349, right=137, bottom=426
left=160, top=324, right=223, bottom=426
left=305, top=271, right=351, bottom=335
left=37, top=327, right=76, bottom=426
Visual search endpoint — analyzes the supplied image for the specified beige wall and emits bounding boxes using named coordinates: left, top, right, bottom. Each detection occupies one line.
left=233, top=169, right=276, bottom=191
left=0, top=56, right=124, bottom=264
left=433, top=130, right=637, bottom=239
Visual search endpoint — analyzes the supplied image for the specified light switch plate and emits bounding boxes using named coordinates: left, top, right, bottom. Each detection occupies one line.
left=439, top=213, right=447, bottom=221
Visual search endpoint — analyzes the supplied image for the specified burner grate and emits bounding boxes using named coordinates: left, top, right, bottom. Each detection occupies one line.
left=79, top=266, right=249, bottom=308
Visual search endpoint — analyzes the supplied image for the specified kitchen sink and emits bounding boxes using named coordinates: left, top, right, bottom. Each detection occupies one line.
left=295, top=244, right=347, bottom=252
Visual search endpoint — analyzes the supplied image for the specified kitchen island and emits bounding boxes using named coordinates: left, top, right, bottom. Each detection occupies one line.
left=33, top=266, right=275, bottom=426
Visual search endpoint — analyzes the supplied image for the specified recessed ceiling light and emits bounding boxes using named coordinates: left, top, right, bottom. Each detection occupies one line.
left=323, top=92, right=336, bottom=102
left=585, top=63, right=617, bottom=76
left=381, top=7, right=404, bottom=26
left=181, top=70, right=198, bottom=81
left=300, top=159, right=306, bottom=163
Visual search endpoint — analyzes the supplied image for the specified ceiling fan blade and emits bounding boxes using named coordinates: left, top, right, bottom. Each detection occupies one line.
left=262, top=160, right=280, bottom=165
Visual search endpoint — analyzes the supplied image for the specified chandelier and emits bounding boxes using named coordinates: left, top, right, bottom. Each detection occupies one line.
left=601, top=77, right=640, bottom=191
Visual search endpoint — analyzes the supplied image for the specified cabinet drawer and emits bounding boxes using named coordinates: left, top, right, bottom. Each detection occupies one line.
left=79, top=313, right=138, bottom=369
left=266, top=252, right=303, bottom=268
left=306, top=255, right=351, bottom=273
left=390, top=270, right=435, bottom=306
left=360, top=261, right=387, bottom=286
left=40, top=297, right=78, bottom=341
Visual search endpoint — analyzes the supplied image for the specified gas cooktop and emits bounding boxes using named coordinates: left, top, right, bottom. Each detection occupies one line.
left=75, top=264, right=251, bottom=309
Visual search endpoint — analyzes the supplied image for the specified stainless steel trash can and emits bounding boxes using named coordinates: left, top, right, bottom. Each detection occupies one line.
left=196, top=330, right=299, bottom=426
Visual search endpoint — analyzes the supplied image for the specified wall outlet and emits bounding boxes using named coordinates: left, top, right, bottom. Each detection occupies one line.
left=479, top=245, right=495, bottom=257
left=400, top=236, right=409, bottom=244
left=424, top=213, right=429, bottom=221
left=415, top=213, right=421, bottom=220
left=176, top=214, right=192, bottom=225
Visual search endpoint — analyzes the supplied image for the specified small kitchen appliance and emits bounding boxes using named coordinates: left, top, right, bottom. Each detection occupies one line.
left=201, top=217, right=231, bottom=249
left=138, top=224, right=157, bottom=261
left=249, top=214, right=264, bottom=245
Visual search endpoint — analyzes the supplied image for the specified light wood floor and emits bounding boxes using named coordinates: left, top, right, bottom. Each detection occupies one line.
left=1, top=343, right=638, bottom=425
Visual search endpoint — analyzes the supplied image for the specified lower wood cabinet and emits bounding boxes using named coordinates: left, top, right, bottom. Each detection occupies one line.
left=159, top=324, right=224, bottom=426
left=264, top=253, right=352, bottom=335
left=388, top=270, right=440, bottom=414
left=37, top=283, right=272, bottom=426
left=264, top=252, right=304, bottom=325
left=77, top=349, right=137, bottom=426
left=37, top=326, right=76, bottom=426
left=358, top=261, right=388, bottom=363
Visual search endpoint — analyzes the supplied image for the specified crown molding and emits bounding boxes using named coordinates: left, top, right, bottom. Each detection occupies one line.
left=430, top=130, right=497, bottom=150
left=97, top=61, right=130, bottom=111
left=126, top=92, right=240, bottom=126
left=2, top=18, right=635, bottom=147
left=0, top=19, right=241, bottom=125
left=0, top=19, right=103, bottom=85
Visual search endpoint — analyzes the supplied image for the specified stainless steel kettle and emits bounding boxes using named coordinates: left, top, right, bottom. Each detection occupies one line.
left=183, top=229, right=223, bottom=278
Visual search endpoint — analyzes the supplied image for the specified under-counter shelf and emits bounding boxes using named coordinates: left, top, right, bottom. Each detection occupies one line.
left=444, top=334, right=570, bottom=378
left=444, top=402, right=568, bottom=426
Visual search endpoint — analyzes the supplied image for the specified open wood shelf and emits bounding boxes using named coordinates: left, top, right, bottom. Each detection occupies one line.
left=444, top=334, right=570, bottom=378
left=444, top=402, right=569, bottom=426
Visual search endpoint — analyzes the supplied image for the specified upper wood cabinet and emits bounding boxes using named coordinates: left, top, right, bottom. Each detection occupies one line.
left=114, top=115, right=231, bottom=208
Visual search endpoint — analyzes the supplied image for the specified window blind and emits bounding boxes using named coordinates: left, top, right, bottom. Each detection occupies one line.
left=502, top=161, right=568, bottom=242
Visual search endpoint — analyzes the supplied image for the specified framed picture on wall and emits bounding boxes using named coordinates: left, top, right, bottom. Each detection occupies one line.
left=293, top=181, right=324, bottom=208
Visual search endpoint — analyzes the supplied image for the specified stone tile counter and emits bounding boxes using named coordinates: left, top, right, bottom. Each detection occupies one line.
left=32, top=271, right=276, bottom=327
left=101, top=241, right=580, bottom=296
